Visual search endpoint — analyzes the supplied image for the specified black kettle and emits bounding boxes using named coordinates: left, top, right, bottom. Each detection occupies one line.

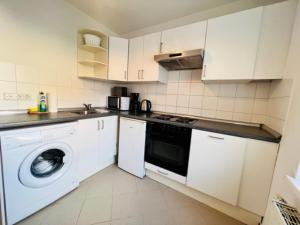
left=140, top=99, right=152, bottom=112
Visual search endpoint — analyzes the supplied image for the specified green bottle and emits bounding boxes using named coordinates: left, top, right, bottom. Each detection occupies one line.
left=39, top=91, right=47, bottom=112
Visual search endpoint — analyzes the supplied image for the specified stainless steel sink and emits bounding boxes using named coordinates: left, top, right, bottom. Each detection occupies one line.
left=72, top=110, right=98, bottom=115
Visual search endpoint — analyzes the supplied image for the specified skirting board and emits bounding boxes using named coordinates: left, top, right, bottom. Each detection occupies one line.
left=146, top=169, right=261, bottom=225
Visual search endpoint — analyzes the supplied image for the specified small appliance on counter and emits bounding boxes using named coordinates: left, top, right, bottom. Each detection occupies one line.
left=129, top=93, right=141, bottom=112
left=140, top=99, right=152, bottom=113
left=107, top=96, right=130, bottom=111
left=111, top=86, right=128, bottom=97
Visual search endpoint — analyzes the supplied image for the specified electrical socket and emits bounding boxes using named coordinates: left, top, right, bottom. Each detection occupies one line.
left=3, top=93, right=18, bottom=100
left=18, top=94, right=32, bottom=101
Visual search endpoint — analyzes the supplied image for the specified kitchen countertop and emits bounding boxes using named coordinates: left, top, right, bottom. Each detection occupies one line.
left=0, top=110, right=281, bottom=143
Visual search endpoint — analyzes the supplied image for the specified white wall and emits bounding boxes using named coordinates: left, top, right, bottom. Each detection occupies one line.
left=263, top=0, right=300, bottom=224
left=127, top=71, right=271, bottom=124
left=0, top=0, right=116, bottom=110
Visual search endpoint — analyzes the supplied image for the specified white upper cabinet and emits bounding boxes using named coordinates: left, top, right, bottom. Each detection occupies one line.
left=254, top=0, right=296, bottom=80
left=128, top=36, right=144, bottom=81
left=108, top=36, right=129, bottom=81
left=161, top=21, right=207, bottom=53
left=128, top=33, right=167, bottom=82
left=202, top=7, right=263, bottom=81
left=187, top=130, right=247, bottom=205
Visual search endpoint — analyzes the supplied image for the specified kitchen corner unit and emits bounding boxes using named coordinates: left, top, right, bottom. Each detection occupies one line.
left=77, top=29, right=109, bottom=80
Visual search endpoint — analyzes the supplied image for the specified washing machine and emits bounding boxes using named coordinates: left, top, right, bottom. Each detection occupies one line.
left=0, top=122, right=80, bottom=225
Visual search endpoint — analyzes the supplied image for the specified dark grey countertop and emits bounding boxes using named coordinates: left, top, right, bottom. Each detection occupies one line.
left=0, top=110, right=281, bottom=143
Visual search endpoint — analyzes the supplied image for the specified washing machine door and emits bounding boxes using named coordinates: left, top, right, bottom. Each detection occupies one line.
left=19, top=143, right=73, bottom=188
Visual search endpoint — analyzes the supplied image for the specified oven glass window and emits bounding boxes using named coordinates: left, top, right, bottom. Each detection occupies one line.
left=31, top=149, right=65, bottom=178
left=145, top=123, right=191, bottom=176
left=107, top=97, right=119, bottom=109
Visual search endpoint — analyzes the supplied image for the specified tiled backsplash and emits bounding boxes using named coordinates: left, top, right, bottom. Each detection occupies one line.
left=127, top=70, right=271, bottom=124
left=0, top=61, right=112, bottom=110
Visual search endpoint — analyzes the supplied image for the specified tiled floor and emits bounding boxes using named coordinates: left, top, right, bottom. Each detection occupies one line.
left=17, top=165, right=245, bottom=225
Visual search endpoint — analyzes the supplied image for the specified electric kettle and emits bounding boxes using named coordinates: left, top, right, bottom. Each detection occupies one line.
left=140, top=99, right=152, bottom=112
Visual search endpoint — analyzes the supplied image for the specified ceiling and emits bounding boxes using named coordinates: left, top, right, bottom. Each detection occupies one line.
left=65, top=0, right=241, bottom=35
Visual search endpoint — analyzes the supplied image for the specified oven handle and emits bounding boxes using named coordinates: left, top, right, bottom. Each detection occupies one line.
left=208, top=135, right=224, bottom=140
left=157, top=170, right=169, bottom=176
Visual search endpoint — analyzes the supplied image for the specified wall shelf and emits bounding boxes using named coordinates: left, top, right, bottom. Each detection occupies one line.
left=77, top=29, right=108, bottom=80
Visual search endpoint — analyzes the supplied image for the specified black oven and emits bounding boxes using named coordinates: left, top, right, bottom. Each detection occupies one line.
left=145, top=122, right=191, bottom=176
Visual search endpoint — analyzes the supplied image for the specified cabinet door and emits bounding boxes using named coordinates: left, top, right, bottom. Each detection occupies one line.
left=254, top=1, right=296, bottom=80
left=118, top=117, right=146, bottom=178
left=78, top=118, right=101, bottom=181
left=187, top=130, right=246, bottom=205
left=99, top=116, right=118, bottom=169
left=141, top=32, right=162, bottom=81
left=203, top=7, right=263, bottom=81
left=238, top=139, right=278, bottom=216
left=161, top=21, right=207, bottom=53
left=128, top=36, right=144, bottom=81
left=108, top=36, right=129, bottom=81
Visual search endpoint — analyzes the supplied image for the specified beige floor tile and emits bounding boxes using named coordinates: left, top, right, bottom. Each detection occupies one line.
left=16, top=208, right=48, bottom=225
left=142, top=210, right=176, bottom=225
left=111, top=216, right=143, bottom=225
left=42, top=199, right=83, bottom=225
left=112, top=170, right=138, bottom=195
left=136, top=176, right=163, bottom=194
left=161, top=186, right=199, bottom=210
left=112, top=192, right=142, bottom=219
left=170, top=206, right=208, bottom=225
left=137, top=190, right=168, bottom=215
left=77, top=195, right=112, bottom=225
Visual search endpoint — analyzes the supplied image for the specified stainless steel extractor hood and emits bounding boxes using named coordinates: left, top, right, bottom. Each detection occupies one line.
left=154, top=49, right=204, bottom=71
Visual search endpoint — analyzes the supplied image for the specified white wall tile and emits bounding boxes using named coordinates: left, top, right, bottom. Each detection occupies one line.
left=216, top=111, right=233, bottom=120
left=156, top=94, right=166, bottom=105
left=0, top=62, right=16, bottom=81
left=202, top=96, right=218, bottom=110
left=202, top=109, right=216, bottom=118
left=177, top=95, right=189, bottom=107
left=165, top=106, right=176, bottom=113
left=253, top=99, right=268, bottom=115
left=191, top=70, right=202, bottom=82
left=255, top=82, right=270, bottom=98
left=190, top=82, right=204, bottom=96
left=219, top=84, right=237, bottom=97
left=217, top=97, right=235, bottom=112
left=236, top=83, right=256, bottom=98
left=16, top=65, right=39, bottom=84
left=233, top=113, right=252, bottom=123
left=17, top=83, right=40, bottom=109
left=188, top=108, right=202, bottom=117
left=0, top=81, right=17, bottom=99
left=168, top=71, right=180, bottom=82
left=179, top=71, right=191, bottom=82
left=0, top=100, right=18, bottom=110
left=176, top=107, right=188, bottom=114
left=234, top=98, right=254, bottom=114
left=166, top=83, right=178, bottom=95
left=166, top=95, right=177, bottom=106
left=189, top=96, right=202, bottom=109
left=178, top=82, right=190, bottom=95
left=204, top=83, right=219, bottom=96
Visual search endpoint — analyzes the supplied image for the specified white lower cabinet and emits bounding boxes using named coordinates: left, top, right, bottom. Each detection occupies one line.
left=238, top=139, right=278, bottom=216
left=78, top=116, right=118, bottom=181
left=118, top=117, right=146, bottom=178
left=187, top=130, right=247, bottom=205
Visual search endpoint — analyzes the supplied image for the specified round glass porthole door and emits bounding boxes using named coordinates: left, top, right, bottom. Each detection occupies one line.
left=31, top=149, right=65, bottom=178
left=19, top=143, right=73, bottom=188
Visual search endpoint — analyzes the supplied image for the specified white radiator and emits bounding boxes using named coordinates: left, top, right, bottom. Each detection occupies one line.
left=272, top=200, right=300, bottom=225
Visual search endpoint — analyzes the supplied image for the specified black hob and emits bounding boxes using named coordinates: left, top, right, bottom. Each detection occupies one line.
left=150, top=114, right=197, bottom=124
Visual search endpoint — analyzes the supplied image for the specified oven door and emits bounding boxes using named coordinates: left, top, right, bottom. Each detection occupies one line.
left=145, top=122, right=191, bottom=176
left=107, top=96, right=120, bottom=110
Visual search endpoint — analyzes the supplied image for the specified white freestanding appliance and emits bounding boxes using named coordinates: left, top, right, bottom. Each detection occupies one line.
left=0, top=122, right=79, bottom=225
left=118, top=117, right=146, bottom=178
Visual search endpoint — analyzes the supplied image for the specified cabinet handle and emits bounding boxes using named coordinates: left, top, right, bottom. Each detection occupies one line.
left=102, top=120, right=104, bottom=130
left=137, top=69, right=140, bottom=80
left=124, top=70, right=127, bottom=80
left=159, top=42, right=163, bottom=53
left=208, top=135, right=224, bottom=140
left=97, top=120, right=100, bottom=131
left=157, top=170, right=168, bottom=176
left=202, top=65, right=206, bottom=78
